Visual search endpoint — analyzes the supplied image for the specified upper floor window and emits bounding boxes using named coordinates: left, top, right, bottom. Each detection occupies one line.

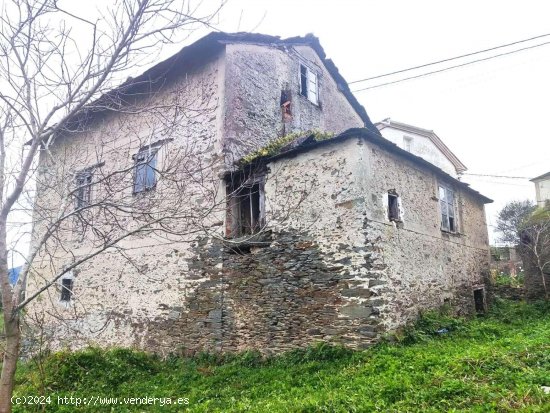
left=439, top=184, right=456, bottom=232
left=403, top=136, right=413, bottom=152
left=75, top=170, right=93, bottom=208
left=133, top=146, right=159, bottom=194
left=299, top=64, right=319, bottom=105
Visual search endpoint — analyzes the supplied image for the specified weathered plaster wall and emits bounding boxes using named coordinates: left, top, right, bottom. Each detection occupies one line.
left=533, top=177, right=550, bottom=207
left=222, top=43, right=364, bottom=165
left=378, top=127, right=458, bottom=177
left=28, top=50, right=227, bottom=350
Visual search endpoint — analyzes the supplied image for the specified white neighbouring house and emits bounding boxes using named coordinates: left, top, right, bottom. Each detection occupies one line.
left=531, top=171, right=550, bottom=207
left=376, top=118, right=467, bottom=179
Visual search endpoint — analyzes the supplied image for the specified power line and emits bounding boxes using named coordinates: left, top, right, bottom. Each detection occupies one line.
left=348, top=32, right=550, bottom=85
left=462, top=173, right=532, bottom=179
left=352, top=40, right=550, bottom=92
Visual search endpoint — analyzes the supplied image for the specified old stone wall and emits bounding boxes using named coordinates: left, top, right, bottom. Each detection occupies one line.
left=262, top=136, right=491, bottom=336
left=222, top=43, right=364, bottom=165
left=27, top=49, right=228, bottom=350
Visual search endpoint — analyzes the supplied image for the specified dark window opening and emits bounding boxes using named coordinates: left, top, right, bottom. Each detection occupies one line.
left=133, top=147, right=159, bottom=193
left=439, top=185, right=457, bottom=232
left=226, top=174, right=265, bottom=238
left=388, top=192, right=400, bottom=221
left=280, top=90, right=292, bottom=119
left=75, top=171, right=93, bottom=208
left=60, top=278, right=73, bottom=302
left=473, top=288, right=485, bottom=314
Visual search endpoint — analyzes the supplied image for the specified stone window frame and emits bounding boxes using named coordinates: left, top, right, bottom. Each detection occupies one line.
left=299, top=63, right=319, bottom=106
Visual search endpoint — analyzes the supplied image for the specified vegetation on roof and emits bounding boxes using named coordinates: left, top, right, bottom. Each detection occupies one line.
left=240, top=130, right=335, bottom=165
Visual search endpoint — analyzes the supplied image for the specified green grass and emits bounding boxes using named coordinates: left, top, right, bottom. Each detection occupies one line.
left=12, top=299, right=550, bottom=412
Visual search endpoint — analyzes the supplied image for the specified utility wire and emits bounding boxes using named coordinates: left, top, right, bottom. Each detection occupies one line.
left=462, top=173, right=532, bottom=179
left=352, top=40, right=550, bottom=92
left=349, top=32, right=550, bottom=85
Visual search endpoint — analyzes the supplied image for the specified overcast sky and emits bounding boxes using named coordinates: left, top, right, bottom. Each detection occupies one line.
left=199, top=0, right=550, bottom=243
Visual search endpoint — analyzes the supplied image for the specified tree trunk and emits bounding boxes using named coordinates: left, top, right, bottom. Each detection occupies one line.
left=0, top=315, right=21, bottom=413
left=541, top=269, right=549, bottom=301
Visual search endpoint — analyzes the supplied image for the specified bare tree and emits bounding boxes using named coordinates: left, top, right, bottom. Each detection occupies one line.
left=0, top=0, right=226, bottom=410
left=520, top=207, right=550, bottom=300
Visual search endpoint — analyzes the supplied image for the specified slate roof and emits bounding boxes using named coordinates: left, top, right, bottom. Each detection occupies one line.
left=265, top=127, right=493, bottom=204
left=68, top=32, right=379, bottom=135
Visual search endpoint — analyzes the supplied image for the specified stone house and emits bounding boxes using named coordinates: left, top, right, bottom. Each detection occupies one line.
left=28, top=32, right=492, bottom=354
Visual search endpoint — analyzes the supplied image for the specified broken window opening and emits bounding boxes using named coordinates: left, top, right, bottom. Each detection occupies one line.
left=60, top=277, right=74, bottom=302
left=299, top=64, right=319, bottom=105
left=75, top=170, right=93, bottom=209
left=439, top=185, right=457, bottom=232
left=226, top=174, right=265, bottom=238
left=473, top=288, right=486, bottom=314
left=387, top=191, right=400, bottom=222
left=280, top=90, right=292, bottom=118
left=133, top=145, right=159, bottom=194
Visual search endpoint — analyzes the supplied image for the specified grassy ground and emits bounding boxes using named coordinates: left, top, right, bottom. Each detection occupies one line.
left=11, top=299, right=550, bottom=412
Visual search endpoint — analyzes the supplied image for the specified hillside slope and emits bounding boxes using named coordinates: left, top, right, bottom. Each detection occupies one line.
left=12, top=300, right=550, bottom=412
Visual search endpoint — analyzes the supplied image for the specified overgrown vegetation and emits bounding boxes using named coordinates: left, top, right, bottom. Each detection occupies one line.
left=240, top=129, right=335, bottom=165
left=12, top=300, right=550, bottom=412
left=494, top=272, right=525, bottom=287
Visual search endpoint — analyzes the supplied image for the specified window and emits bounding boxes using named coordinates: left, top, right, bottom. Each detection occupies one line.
left=403, top=136, right=413, bottom=152
left=439, top=185, right=456, bottom=232
left=226, top=174, right=265, bottom=238
left=299, top=64, right=319, bottom=105
left=60, top=277, right=73, bottom=302
left=75, top=170, right=93, bottom=208
left=133, top=146, right=159, bottom=193
left=387, top=192, right=400, bottom=221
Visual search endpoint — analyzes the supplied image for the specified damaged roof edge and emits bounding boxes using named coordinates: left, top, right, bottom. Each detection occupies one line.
left=265, top=127, right=493, bottom=204
left=62, top=32, right=380, bottom=135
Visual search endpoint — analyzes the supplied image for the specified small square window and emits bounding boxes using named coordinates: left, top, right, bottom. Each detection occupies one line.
left=133, top=147, right=159, bottom=193
left=60, top=278, right=73, bottom=302
left=299, top=64, right=319, bottom=105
